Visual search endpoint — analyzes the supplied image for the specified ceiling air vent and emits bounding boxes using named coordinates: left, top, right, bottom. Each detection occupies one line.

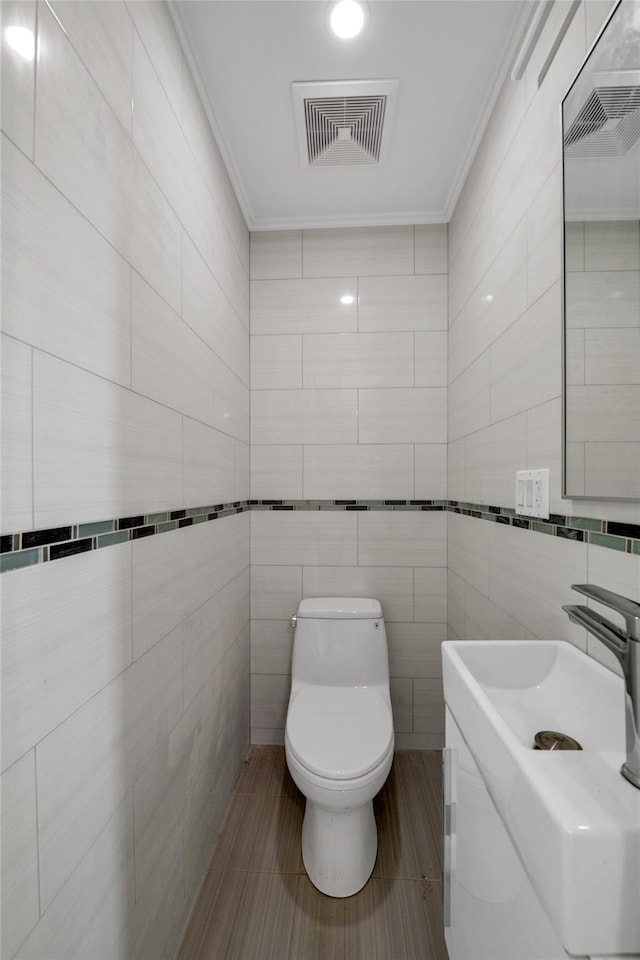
left=292, top=80, right=399, bottom=167
left=564, top=72, right=640, bottom=157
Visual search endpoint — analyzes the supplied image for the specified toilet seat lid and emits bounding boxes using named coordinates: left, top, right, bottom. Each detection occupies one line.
left=286, top=686, right=393, bottom=780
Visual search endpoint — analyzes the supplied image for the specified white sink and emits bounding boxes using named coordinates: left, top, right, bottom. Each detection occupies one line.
left=442, top=640, right=640, bottom=957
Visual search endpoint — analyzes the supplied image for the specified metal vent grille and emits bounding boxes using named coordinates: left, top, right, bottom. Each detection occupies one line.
left=304, top=95, right=387, bottom=165
left=292, top=80, right=399, bottom=168
left=564, top=85, right=640, bottom=157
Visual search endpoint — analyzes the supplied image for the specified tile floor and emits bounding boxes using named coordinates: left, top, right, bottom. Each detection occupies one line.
left=178, top=747, right=449, bottom=960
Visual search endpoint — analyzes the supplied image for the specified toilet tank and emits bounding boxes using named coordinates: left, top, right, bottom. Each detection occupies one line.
left=291, top=597, right=389, bottom=687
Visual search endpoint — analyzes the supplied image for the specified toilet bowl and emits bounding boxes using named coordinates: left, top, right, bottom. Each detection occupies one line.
left=284, top=597, right=394, bottom=897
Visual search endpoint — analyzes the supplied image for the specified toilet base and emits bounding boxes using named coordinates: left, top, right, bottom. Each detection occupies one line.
left=301, top=798, right=377, bottom=897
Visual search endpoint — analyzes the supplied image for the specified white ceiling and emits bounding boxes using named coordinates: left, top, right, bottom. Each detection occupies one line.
left=170, top=0, right=530, bottom=230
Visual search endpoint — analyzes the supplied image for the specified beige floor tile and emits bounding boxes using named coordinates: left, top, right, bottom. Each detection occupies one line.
left=178, top=868, right=298, bottom=960
left=386, top=750, right=443, bottom=806
left=211, top=791, right=304, bottom=874
left=288, top=874, right=447, bottom=960
left=372, top=798, right=442, bottom=881
left=234, top=744, right=299, bottom=797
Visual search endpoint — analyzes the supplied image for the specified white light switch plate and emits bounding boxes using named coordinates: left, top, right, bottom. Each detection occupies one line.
left=515, top=468, right=550, bottom=519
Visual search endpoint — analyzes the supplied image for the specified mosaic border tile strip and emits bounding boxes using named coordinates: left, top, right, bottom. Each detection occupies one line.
left=1, top=499, right=638, bottom=573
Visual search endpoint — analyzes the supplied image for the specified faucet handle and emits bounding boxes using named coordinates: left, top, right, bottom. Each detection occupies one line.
left=571, top=584, right=640, bottom=641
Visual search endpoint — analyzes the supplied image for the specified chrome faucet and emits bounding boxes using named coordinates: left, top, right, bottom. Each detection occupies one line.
left=563, top=584, right=640, bottom=789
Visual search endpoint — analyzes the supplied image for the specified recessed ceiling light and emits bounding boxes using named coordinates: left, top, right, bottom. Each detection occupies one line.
left=340, top=294, right=355, bottom=305
left=329, top=1, right=367, bottom=40
left=4, top=25, right=35, bottom=60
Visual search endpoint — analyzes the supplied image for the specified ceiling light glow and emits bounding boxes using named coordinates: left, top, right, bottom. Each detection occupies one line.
left=329, top=1, right=366, bottom=40
left=340, top=294, right=355, bottom=305
left=5, top=25, right=35, bottom=60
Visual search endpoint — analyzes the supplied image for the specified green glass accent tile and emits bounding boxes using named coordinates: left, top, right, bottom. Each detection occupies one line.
left=531, top=522, right=554, bottom=535
left=157, top=520, right=178, bottom=533
left=97, top=530, right=130, bottom=548
left=321, top=504, right=346, bottom=511
left=79, top=520, right=114, bottom=537
left=187, top=507, right=206, bottom=518
left=633, top=541, right=640, bottom=556
left=1, top=548, right=41, bottom=572
left=567, top=517, right=602, bottom=532
left=193, top=514, right=208, bottom=524
left=502, top=508, right=516, bottom=518
left=296, top=504, right=320, bottom=510
left=252, top=504, right=270, bottom=511
left=588, top=531, right=626, bottom=551
left=147, top=512, right=168, bottom=524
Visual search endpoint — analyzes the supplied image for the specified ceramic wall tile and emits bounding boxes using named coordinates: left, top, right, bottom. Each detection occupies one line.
left=251, top=565, right=303, bottom=621
left=250, top=278, right=357, bottom=335
left=527, top=165, right=562, bottom=306
left=250, top=620, right=294, bottom=675
left=386, top=622, right=447, bottom=678
left=448, top=353, right=490, bottom=442
left=35, top=4, right=135, bottom=265
left=566, top=385, right=640, bottom=442
left=2, top=138, right=132, bottom=387
left=251, top=510, right=358, bottom=566
left=183, top=418, right=237, bottom=507
left=413, top=568, right=448, bottom=623
left=213, top=356, right=250, bottom=443
left=358, top=275, right=447, bottom=332
left=358, top=511, right=446, bottom=567
left=564, top=222, right=584, bottom=272
left=251, top=335, right=302, bottom=390
left=526, top=398, right=563, bottom=510
left=464, top=415, right=527, bottom=506
left=487, top=522, right=588, bottom=644
left=583, top=442, right=640, bottom=499
left=33, top=352, right=182, bottom=526
left=1, top=336, right=32, bottom=533
left=414, top=444, right=448, bottom=500
left=414, top=224, right=448, bottom=275
left=584, top=328, right=640, bottom=386
left=389, top=677, right=413, bottom=733
left=49, top=0, right=133, bottom=133
left=250, top=231, right=302, bottom=280
left=250, top=675, right=290, bottom=734
left=413, top=680, right=445, bottom=736
left=564, top=271, right=640, bottom=328
left=584, top=220, right=640, bottom=272
left=1, top=752, right=39, bottom=959
left=14, top=797, right=135, bottom=960
left=132, top=272, right=214, bottom=421
left=302, top=566, right=414, bottom=623
left=250, top=445, right=303, bottom=500
left=447, top=438, right=465, bottom=502
left=1, top=543, right=132, bottom=773
left=303, top=332, right=414, bottom=389
left=415, top=332, right=448, bottom=387
left=463, top=581, right=528, bottom=641
left=359, top=388, right=447, bottom=444
left=36, top=630, right=182, bottom=911
left=303, top=444, right=414, bottom=500
left=585, top=545, right=640, bottom=647
left=447, top=512, right=490, bottom=596
left=465, top=218, right=528, bottom=366
left=126, top=0, right=183, bottom=119
left=0, top=1, right=35, bottom=157
left=182, top=234, right=249, bottom=385
left=251, top=389, right=358, bottom=445
left=447, top=569, right=466, bottom=640
left=302, top=226, right=414, bottom=278
left=132, top=515, right=249, bottom=661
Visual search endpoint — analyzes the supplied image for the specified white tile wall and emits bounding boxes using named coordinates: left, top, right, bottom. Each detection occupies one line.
left=447, top=0, right=639, bottom=688
left=1, top=4, right=250, bottom=957
left=249, top=225, right=449, bottom=745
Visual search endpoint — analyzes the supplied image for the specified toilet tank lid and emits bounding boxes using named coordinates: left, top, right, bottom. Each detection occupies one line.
left=297, top=597, right=382, bottom=619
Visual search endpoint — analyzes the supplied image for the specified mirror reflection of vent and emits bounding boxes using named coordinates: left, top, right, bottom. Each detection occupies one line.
left=564, top=85, right=640, bottom=157
left=293, top=80, right=399, bottom=168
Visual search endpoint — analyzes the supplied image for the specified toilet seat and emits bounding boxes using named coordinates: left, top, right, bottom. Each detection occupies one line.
left=286, top=685, right=393, bottom=781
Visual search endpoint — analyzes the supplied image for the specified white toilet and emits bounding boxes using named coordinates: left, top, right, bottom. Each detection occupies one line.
left=285, top=597, right=394, bottom=897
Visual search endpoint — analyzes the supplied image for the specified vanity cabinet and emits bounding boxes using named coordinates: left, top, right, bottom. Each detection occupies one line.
left=443, top=707, right=583, bottom=960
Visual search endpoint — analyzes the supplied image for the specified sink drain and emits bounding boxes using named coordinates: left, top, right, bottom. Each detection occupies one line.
left=533, top=730, right=582, bottom=751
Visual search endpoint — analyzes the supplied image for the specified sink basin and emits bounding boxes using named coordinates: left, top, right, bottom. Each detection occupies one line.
left=443, top=640, right=640, bottom=957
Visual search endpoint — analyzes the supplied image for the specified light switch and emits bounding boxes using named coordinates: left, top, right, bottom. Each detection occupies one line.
left=515, top=469, right=550, bottom=519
